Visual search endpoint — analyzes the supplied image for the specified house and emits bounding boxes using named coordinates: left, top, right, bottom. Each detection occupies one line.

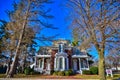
left=34, top=39, right=90, bottom=74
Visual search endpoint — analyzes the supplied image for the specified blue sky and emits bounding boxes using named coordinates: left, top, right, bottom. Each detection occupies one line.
left=0, top=0, right=73, bottom=52
left=0, top=0, right=14, bottom=20
left=0, top=0, right=72, bottom=40
left=0, top=0, right=98, bottom=58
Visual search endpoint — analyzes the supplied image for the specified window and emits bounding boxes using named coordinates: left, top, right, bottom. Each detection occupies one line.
left=81, top=59, right=84, bottom=68
left=59, top=58, right=63, bottom=69
left=58, top=43, right=64, bottom=53
left=39, top=59, right=42, bottom=68
left=59, top=44, right=62, bottom=52
left=81, top=59, right=88, bottom=68
left=73, top=59, right=78, bottom=70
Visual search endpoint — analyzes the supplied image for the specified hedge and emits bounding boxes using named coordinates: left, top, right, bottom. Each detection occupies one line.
left=53, top=70, right=73, bottom=76
left=24, top=67, right=31, bottom=75
left=53, top=71, right=59, bottom=76
left=83, top=67, right=98, bottom=75
left=65, top=71, right=71, bottom=76
left=24, top=67, right=40, bottom=75
left=90, top=67, right=98, bottom=74
left=82, top=70, right=91, bottom=75
left=58, top=71, right=65, bottom=76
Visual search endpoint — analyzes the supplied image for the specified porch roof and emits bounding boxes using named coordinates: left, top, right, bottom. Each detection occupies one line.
left=72, top=55, right=88, bottom=58
left=36, top=55, right=51, bottom=58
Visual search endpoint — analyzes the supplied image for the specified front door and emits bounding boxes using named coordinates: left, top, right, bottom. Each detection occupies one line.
left=73, top=59, right=78, bottom=71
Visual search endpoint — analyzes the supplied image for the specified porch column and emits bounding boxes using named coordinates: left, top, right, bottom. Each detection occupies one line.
left=47, top=59, right=50, bottom=70
left=57, top=58, right=59, bottom=70
left=79, top=58, right=81, bottom=70
left=35, top=57, right=37, bottom=65
left=54, top=58, right=56, bottom=70
left=39, top=59, right=40, bottom=68
left=42, top=58, right=45, bottom=69
left=87, top=58, right=89, bottom=70
left=67, top=58, right=69, bottom=70
left=63, top=57, right=65, bottom=70
left=79, top=58, right=82, bottom=74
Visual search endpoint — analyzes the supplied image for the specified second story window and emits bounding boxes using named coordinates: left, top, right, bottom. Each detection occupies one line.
left=59, top=43, right=64, bottom=53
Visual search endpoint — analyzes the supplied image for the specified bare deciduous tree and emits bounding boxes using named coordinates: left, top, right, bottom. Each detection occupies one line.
left=67, top=0, right=120, bottom=80
left=106, top=48, right=120, bottom=70
left=6, top=0, right=54, bottom=78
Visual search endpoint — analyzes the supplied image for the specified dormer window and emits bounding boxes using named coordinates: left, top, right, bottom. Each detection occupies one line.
left=59, top=43, right=64, bottom=53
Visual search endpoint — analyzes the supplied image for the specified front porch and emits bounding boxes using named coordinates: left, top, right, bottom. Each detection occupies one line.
left=72, top=55, right=89, bottom=74
left=34, top=54, right=89, bottom=75
left=34, top=55, right=51, bottom=74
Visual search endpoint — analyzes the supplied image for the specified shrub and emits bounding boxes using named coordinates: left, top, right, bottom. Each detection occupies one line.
left=30, top=68, right=34, bottom=74
left=83, top=70, right=91, bottom=75
left=50, top=70, right=54, bottom=75
left=17, top=66, right=22, bottom=73
left=53, top=70, right=73, bottom=76
left=24, top=68, right=29, bottom=75
left=90, top=67, right=98, bottom=74
left=64, top=69, right=73, bottom=76
left=53, top=71, right=59, bottom=76
left=30, top=71, right=34, bottom=75
left=24, top=67, right=41, bottom=75
left=65, top=71, right=71, bottom=76
left=24, top=67, right=31, bottom=75
left=68, top=69, right=73, bottom=75
left=58, top=71, right=65, bottom=76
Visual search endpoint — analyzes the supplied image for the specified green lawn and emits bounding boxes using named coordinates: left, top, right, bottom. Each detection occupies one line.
left=0, top=74, right=120, bottom=80
left=76, top=74, right=120, bottom=80
left=112, top=74, right=120, bottom=80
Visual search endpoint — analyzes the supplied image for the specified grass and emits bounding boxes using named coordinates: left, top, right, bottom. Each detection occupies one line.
left=112, top=74, right=120, bottom=80
left=0, top=74, right=6, bottom=78
left=75, top=74, right=100, bottom=79
left=0, top=74, right=120, bottom=79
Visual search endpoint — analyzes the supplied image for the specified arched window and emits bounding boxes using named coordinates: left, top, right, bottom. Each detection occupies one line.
left=59, top=58, right=63, bottom=69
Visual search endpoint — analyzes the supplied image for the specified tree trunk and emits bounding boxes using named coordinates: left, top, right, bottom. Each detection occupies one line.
left=6, top=52, right=12, bottom=75
left=98, top=50, right=106, bottom=80
left=6, top=62, right=10, bottom=75
left=6, top=54, right=19, bottom=78
left=6, top=2, right=31, bottom=77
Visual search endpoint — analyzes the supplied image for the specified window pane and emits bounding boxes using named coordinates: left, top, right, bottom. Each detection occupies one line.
left=59, top=44, right=61, bottom=52
left=59, top=58, right=63, bottom=69
left=39, top=59, right=42, bottom=68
